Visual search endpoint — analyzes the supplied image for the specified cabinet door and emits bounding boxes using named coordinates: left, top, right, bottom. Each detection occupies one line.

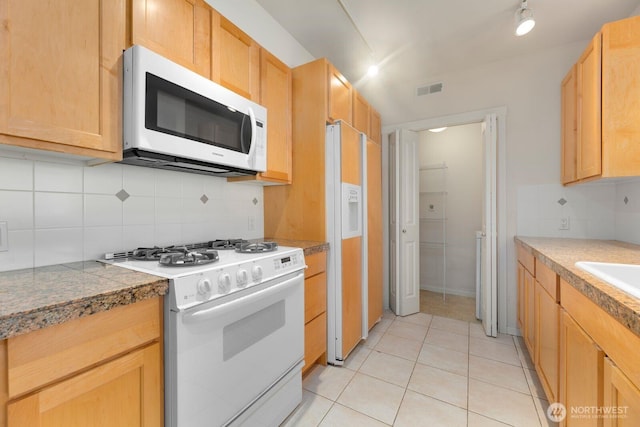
left=524, top=268, right=536, bottom=358
left=352, top=89, right=370, bottom=134
left=561, top=65, right=578, bottom=184
left=259, top=49, right=292, bottom=182
left=517, top=263, right=525, bottom=331
left=369, top=107, right=382, bottom=144
left=131, top=0, right=211, bottom=78
left=601, top=16, right=640, bottom=177
left=560, top=310, right=604, bottom=427
left=0, top=0, right=125, bottom=160
left=367, top=139, right=383, bottom=329
left=576, top=33, right=602, bottom=180
left=212, top=16, right=260, bottom=101
left=8, top=343, right=161, bottom=427
left=604, top=357, right=640, bottom=427
left=327, top=63, right=352, bottom=124
left=535, top=283, right=559, bottom=403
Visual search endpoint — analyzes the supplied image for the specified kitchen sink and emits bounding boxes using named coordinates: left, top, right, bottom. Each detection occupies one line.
left=575, top=261, right=640, bottom=299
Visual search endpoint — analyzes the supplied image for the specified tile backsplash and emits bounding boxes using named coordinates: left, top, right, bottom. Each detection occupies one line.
left=0, top=156, right=264, bottom=271
left=615, top=178, right=640, bottom=245
left=517, top=179, right=640, bottom=246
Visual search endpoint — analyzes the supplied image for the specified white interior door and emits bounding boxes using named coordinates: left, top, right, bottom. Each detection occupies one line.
left=389, top=130, right=420, bottom=316
left=481, top=114, right=498, bottom=337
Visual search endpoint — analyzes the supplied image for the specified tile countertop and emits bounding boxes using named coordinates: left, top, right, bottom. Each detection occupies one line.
left=515, top=237, right=640, bottom=338
left=0, top=239, right=327, bottom=342
left=0, top=261, right=168, bottom=341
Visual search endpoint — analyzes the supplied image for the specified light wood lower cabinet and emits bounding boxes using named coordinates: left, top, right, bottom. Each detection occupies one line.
left=604, top=357, right=640, bottom=427
left=7, top=343, right=161, bottom=427
left=524, top=265, right=536, bottom=358
left=303, top=252, right=327, bottom=375
left=560, top=309, right=604, bottom=427
left=1, top=297, right=163, bottom=427
left=517, top=240, right=640, bottom=427
left=535, top=280, right=559, bottom=404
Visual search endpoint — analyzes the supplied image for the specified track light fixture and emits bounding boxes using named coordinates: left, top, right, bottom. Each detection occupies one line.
left=515, top=0, right=535, bottom=36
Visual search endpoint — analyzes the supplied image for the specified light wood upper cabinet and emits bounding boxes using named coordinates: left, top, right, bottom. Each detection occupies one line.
left=369, top=107, right=382, bottom=144
left=576, top=33, right=602, bottom=181
left=327, top=63, right=353, bottom=124
left=601, top=16, right=640, bottom=177
left=352, top=89, right=370, bottom=134
left=561, top=15, right=640, bottom=184
left=228, top=49, right=292, bottom=185
left=561, top=66, right=578, bottom=184
left=131, top=0, right=212, bottom=78
left=0, top=0, right=125, bottom=161
left=212, top=15, right=260, bottom=102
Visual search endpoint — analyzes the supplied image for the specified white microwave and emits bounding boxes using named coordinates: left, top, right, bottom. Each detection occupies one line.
left=122, top=45, right=267, bottom=177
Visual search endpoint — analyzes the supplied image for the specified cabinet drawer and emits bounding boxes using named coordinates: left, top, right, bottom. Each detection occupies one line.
left=536, top=261, right=559, bottom=302
left=517, top=244, right=535, bottom=275
left=305, top=251, right=327, bottom=278
left=7, top=297, right=161, bottom=398
left=305, top=272, right=327, bottom=323
left=304, top=312, right=326, bottom=371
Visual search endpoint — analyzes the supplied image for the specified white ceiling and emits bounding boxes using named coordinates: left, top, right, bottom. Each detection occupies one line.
left=256, top=0, right=640, bottom=125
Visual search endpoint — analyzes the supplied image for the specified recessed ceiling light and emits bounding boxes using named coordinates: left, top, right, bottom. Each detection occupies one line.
left=367, top=64, right=379, bottom=77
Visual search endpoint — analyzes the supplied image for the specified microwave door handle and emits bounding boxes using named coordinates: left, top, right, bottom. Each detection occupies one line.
left=246, top=107, right=257, bottom=169
left=182, top=271, right=304, bottom=324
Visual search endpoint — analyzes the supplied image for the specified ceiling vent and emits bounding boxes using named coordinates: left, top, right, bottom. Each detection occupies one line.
left=416, top=82, right=443, bottom=97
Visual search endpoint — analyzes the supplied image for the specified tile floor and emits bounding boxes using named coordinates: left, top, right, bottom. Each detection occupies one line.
left=420, top=290, right=478, bottom=323
left=282, top=311, right=554, bottom=427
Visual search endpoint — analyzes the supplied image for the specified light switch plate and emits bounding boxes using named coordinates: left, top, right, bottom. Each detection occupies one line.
left=0, top=221, right=8, bottom=251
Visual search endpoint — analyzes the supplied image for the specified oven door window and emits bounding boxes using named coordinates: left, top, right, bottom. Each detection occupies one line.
left=145, top=72, right=251, bottom=154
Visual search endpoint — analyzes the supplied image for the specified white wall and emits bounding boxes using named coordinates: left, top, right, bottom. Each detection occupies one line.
left=418, top=124, right=483, bottom=298
left=0, top=155, right=264, bottom=271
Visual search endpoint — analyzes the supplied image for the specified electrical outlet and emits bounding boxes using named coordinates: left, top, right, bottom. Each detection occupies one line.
left=248, top=215, right=255, bottom=231
left=0, top=221, right=8, bottom=251
left=559, top=217, right=570, bottom=230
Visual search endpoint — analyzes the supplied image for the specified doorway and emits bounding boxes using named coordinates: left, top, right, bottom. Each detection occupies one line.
left=385, top=107, right=506, bottom=336
left=418, top=123, right=483, bottom=323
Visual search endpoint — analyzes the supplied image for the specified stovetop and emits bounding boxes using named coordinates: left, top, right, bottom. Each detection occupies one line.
left=101, top=239, right=305, bottom=310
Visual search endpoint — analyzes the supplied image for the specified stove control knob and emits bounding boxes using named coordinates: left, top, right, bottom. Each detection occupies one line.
left=197, top=278, right=212, bottom=296
left=218, top=273, right=231, bottom=294
left=251, top=265, right=263, bottom=283
left=236, top=270, right=249, bottom=288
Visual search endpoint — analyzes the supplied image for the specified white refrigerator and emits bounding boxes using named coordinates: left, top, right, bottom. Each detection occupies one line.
left=325, top=121, right=368, bottom=365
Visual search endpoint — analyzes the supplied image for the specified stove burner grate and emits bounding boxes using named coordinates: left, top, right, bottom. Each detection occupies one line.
left=208, top=239, right=248, bottom=250
left=236, top=241, right=278, bottom=254
left=158, top=249, right=219, bottom=266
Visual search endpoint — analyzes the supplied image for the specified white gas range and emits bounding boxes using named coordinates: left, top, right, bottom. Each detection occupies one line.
left=103, top=240, right=306, bottom=427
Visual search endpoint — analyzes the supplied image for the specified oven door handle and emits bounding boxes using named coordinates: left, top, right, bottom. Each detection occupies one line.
left=182, top=272, right=304, bottom=323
